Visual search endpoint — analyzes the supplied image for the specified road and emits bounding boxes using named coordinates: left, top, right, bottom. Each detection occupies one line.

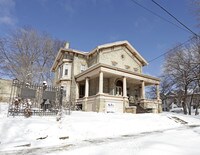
left=1, top=124, right=200, bottom=155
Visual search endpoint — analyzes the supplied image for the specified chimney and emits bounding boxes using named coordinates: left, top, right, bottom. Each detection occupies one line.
left=65, top=42, right=70, bottom=49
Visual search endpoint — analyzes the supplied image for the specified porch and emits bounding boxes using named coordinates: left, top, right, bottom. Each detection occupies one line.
left=75, top=64, right=162, bottom=113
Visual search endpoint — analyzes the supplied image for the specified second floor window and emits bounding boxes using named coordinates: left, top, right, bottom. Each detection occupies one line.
left=59, top=65, right=63, bottom=78
left=81, top=65, right=86, bottom=72
left=65, top=69, right=68, bottom=75
left=64, top=64, right=69, bottom=76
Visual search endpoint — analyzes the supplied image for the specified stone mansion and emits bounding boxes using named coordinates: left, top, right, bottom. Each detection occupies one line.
left=51, top=41, right=162, bottom=113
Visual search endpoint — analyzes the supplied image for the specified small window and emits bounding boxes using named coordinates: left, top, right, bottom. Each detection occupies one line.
left=65, top=69, right=68, bottom=75
left=64, top=64, right=69, bottom=76
left=81, top=65, right=86, bottom=72
left=59, top=65, right=63, bottom=78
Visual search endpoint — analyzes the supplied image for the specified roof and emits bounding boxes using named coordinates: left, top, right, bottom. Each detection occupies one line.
left=51, top=40, right=149, bottom=71
left=89, top=41, right=148, bottom=66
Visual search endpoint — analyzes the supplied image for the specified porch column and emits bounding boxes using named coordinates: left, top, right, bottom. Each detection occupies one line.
left=123, top=76, right=127, bottom=97
left=85, top=77, right=89, bottom=97
left=141, top=80, right=145, bottom=99
left=76, top=82, right=79, bottom=100
left=156, top=84, right=160, bottom=100
left=99, top=71, right=103, bottom=94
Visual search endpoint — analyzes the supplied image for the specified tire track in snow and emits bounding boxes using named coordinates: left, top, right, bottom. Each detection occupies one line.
left=1, top=124, right=200, bottom=155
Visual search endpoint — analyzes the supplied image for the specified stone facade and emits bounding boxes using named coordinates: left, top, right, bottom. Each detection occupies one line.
left=51, top=41, right=161, bottom=113
left=0, top=79, right=12, bottom=102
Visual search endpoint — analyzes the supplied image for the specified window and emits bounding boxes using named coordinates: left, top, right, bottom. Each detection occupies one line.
left=79, top=85, right=85, bottom=98
left=64, top=64, right=69, bottom=76
left=80, top=65, right=86, bottom=72
left=65, top=69, right=68, bottom=75
left=59, top=65, right=63, bottom=78
left=115, top=80, right=123, bottom=96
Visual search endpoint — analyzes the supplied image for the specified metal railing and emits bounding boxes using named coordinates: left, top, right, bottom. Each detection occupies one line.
left=7, top=79, right=65, bottom=117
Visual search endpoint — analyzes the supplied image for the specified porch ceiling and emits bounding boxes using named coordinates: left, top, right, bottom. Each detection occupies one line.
left=75, top=63, right=160, bottom=85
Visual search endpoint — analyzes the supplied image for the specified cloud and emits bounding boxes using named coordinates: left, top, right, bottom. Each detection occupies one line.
left=0, top=0, right=16, bottom=25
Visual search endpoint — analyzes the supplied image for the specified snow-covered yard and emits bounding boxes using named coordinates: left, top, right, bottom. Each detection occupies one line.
left=1, top=103, right=200, bottom=155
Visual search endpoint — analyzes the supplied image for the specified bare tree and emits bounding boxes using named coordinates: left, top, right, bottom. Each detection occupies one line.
left=0, top=27, right=65, bottom=84
left=191, top=0, right=200, bottom=26
left=163, top=43, right=196, bottom=114
left=162, top=36, right=200, bottom=115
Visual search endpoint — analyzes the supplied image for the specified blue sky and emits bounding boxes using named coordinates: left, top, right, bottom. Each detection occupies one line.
left=0, top=0, right=199, bottom=77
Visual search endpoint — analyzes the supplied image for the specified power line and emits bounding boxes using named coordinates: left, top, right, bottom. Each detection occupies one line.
left=128, top=0, right=191, bottom=34
left=147, top=36, right=196, bottom=63
left=151, top=0, right=199, bottom=37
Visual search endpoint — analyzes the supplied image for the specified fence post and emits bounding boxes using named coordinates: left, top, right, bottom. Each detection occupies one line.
left=59, top=86, right=64, bottom=109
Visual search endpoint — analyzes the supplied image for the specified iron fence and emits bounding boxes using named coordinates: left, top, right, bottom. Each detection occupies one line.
left=8, top=79, right=64, bottom=117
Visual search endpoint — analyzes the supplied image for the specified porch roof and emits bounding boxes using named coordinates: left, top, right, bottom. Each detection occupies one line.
left=75, top=63, right=160, bottom=85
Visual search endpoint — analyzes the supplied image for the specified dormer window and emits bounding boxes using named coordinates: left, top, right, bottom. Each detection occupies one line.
left=112, top=61, right=118, bottom=66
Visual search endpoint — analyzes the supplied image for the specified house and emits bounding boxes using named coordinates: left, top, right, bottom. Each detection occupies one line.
left=51, top=41, right=162, bottom=113
left=162, top=90, right=200, bottom=112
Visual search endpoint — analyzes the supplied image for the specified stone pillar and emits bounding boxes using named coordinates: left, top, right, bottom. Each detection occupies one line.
left=156, top=84, right=160, bottom=100
left=76, top=82, right=79, bottom=100
left=99, top=71, right=103, bottom=94
left=141, top=81, right=145, bottom=99
left=85, top=77, right=89, bottom=97
left=123, top=76, right=127, bottom=97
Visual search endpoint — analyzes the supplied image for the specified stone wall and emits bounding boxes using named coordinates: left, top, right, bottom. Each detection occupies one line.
left=88, top=53, right=99, bottom=67
left=99, top=46, right=142, bottom=73
left=73, top=55, right=88, bottom=76
left=0, top=79, right=12, bottom=102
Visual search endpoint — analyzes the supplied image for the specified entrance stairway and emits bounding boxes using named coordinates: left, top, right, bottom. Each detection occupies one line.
left=136, top=105, right=150, bottom=113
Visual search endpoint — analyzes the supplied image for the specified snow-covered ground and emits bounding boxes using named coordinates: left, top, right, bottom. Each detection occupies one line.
left=0, top=103, right=200, bottom=155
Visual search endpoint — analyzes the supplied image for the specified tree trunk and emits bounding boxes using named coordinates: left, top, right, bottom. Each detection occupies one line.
left=182, top=101, right=187, bottom=114
left=195, top=102, right=200, bottom=115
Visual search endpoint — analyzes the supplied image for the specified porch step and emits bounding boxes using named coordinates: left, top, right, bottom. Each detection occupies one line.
left=136, top=105, right=150, bottom=114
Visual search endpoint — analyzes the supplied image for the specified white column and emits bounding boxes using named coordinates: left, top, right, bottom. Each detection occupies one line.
left=141, top=81, right=145, bottom=99
left=85, top=77, right=89, bottom=97
left=123, top=76, right=127, bottom=97
left=76, top=82, right=79, bottom=100
left=156, top=84, right=160, bottom=100
left=99, top=71, right=103, bottom=94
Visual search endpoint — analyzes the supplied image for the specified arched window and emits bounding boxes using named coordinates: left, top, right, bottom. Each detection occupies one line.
left=115, top=80, right=123, bottom=96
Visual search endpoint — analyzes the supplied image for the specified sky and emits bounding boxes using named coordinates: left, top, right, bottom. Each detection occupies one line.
left=0, top=0, right=199, bottom=77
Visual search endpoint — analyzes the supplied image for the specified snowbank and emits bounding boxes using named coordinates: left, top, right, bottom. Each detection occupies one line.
left=1, top=103, right=200, bottom=154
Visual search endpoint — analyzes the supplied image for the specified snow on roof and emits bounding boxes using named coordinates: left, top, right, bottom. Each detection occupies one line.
left=51, top=40, right=148, bottom=71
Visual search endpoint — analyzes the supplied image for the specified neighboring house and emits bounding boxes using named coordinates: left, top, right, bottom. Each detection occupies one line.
left=162, top=90, right=200, bottom=111
left=0, top=78, right=12, bottom=102
left=51, top=41, right=162, bottom=113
